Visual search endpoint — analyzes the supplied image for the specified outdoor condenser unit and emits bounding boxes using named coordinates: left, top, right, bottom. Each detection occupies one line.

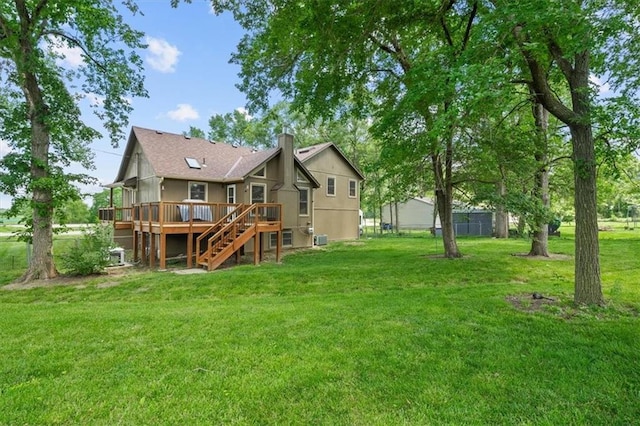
left=109, top=247, right=126, bottom=265
left=314, top=234, right=328, bottom=246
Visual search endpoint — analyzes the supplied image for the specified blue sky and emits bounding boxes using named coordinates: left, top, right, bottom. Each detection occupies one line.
left=0, top=1, right=252, bottom=209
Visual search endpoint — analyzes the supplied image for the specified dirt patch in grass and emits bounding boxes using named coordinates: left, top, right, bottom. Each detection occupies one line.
left=506, top=293, right=559, bottom=313
left=2, top=265, right=134, bottom=291
left=511, top=252, right=572, bottom=260
left=507, top=293, right=640, bottom=320
left=2, top=275, right=94, bottom=290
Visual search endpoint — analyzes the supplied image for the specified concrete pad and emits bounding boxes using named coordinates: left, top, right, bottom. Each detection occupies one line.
left=173, top=268, right=207, bottom=275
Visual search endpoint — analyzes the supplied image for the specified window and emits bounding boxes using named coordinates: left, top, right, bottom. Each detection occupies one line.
left=253, top=165, right=266, bottom=178
left=189, top=181, right=207, bottom=201
left=327, top=176, right=336, bottom=196
left=185, top=157, right=201, bottom=169
left=299, top=188, right=309, bottom=216
left=227, top=184, right=236, bottom=204
left=250, top=183, right=266, bottom=204
left=348, top=179, right=357, bottom=198
left=283, top=230, right=293, bottom=246
left=269, top=230, right=293, bottom=248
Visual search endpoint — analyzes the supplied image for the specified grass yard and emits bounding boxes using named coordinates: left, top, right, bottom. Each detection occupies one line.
left=1, top=229, right=639, bottom=424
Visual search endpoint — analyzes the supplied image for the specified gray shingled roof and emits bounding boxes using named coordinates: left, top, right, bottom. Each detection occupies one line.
left=295, top=142, right=365, bottom=180
left=113, top=126, right=279, bottom=183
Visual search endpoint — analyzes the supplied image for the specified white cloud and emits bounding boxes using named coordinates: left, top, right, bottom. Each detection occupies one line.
left=235, top=107, right=253, bottom=121
left=590, top=74, right=611, bottom=95
left=166, top=104, right=200, bottom=121
left=145, top=36, right=181, bottom=73
left=85, top=92, right=105, bottom=107
left=50, top=41, right=84, bottom=68
left=0, top=139, right=10, bottom=158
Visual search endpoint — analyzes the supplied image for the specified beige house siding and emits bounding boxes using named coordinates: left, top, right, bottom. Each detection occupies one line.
left=302, top=148, right=361, bottom=241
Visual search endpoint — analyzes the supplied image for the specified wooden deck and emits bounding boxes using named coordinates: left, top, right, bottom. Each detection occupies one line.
left=99, top=202, right=283, bottom=270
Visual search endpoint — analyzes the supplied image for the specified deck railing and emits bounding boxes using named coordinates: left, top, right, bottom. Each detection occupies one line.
left=98, top=202, right=275, bottom=228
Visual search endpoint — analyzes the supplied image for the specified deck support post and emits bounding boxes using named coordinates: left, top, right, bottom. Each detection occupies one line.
left=160, top=233, right=167, bottom=269
left=133, top=231, right=139, bottom=262
left=187, top=232, right=193, bottom=268
left=276, top=230, right=282, bottom=263
left=141, top=232, right=148, bottom=266
left=150, top=233, right=156, bottom=268
left=253, top=232, right=259, bottom=265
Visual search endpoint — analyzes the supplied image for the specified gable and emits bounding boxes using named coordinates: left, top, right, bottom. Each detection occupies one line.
left=295, top=142, right=364, bottom=181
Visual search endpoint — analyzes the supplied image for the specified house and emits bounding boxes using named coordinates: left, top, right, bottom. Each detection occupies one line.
left=295, top=142, right=365, bottom=241
left=100, top=126, right=363, bottom=270
left=381, top=197, right=437, bottom=230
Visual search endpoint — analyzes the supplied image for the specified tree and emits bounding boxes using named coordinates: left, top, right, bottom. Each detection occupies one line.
left=58, top=198, right=91, bottom=224
left=489, top=0, right=640, bottom=304
left=89, top=187, right=122, bottom=222
left=0, top=0, right=146, bottom=282
left=184, top=126, right=206, bottom=139
left=208, top=109, right=273, bottom=148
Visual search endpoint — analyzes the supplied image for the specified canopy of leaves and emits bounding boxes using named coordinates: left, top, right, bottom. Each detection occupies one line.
left=0, top=0, right=147, bottom=231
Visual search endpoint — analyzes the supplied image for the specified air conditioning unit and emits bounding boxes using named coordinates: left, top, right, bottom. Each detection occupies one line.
left=314, top=234, right=328, bottom=246
left=109, top=247, right=126, bottom=265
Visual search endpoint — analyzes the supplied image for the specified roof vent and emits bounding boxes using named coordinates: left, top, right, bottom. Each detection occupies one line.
left=298, top=148, right=310, bottom=154
left=155, top=130, right=163, bottom=134
left=232, top=143, right=239, bottom=148
left=184, top=135, right=191, bottom=140
left=209, top=140, right=216, bottom=144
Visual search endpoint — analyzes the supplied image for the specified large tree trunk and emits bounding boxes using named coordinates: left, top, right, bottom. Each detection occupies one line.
left=513, top=24, right=604, bottom=305
left=18, top=51, right=58, bottom=282
left=571, top=121, right=603, bottom=305
left=529, top=99, right=550, bottom=256
left=494, top=180, right=509, bottom=238
left=569, top=54, right=603, bottom=305
left=432, top=152, right=461, bottom=258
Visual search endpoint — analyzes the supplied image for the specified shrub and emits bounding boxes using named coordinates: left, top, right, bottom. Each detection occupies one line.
left=60, top=225, right=113, bottom=276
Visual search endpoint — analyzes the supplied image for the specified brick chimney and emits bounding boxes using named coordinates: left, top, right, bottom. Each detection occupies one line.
left=278, top=133, right=295, bottom=189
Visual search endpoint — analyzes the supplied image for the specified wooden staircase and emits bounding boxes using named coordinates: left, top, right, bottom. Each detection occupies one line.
left=195, top=203, right=282, bottom=271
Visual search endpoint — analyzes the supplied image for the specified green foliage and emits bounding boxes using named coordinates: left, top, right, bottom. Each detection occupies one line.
left=88, top=188, right=122, bottom=222
left=0, top=0, right=147, bottom=278
left=208, top=109, right=273, bottom=148
left=56, top=198, right=91, bottom=224
left=59, top=225, right=113, bottom=276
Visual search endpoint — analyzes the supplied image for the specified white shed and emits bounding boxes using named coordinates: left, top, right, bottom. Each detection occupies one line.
left=381, top=197, right=437, bottom=230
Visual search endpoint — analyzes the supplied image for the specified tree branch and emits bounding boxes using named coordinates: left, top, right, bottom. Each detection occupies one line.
left=368, top=67, right=401, bottom=80
left=461, top=1, right=478, bottom=52
left=368, top=34, right=411, bottom=73
left=440, top=15, right=454, bottom=48
left=546, top=35, right=574, bottom=80
left=32, top=0, right=49, bottom=23
left=44, top=29, right=108, bottom=73
left=512, top=24, right=577, bottom=125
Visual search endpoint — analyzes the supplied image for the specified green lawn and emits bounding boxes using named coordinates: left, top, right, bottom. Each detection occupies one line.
left=1, top=229, right=639, bottom=424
